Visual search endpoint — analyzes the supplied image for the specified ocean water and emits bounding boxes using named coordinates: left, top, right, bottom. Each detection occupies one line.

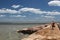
left=0, top=23, right=43, bottom=40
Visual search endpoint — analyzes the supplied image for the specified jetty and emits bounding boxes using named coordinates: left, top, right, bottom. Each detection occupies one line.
left=17, top=22, right=60, bottom=40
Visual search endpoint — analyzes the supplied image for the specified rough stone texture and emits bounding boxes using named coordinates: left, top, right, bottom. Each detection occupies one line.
left=21, top=23, right=60, bottom=40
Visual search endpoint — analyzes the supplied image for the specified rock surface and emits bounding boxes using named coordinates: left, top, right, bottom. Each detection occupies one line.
left=17, top=25, right=46, bottom=34
left=21, top=23, right=60, bottom=40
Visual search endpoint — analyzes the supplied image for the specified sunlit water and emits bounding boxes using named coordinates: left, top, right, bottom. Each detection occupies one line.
left=0, top=24, right=44, bottom=40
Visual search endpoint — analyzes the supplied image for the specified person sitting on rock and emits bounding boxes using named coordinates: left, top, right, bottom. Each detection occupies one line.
left=51, top=22, right=55, bottom=30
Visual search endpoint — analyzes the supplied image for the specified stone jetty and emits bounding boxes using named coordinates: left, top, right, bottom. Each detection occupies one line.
left=17, top=22, right=60, bottom=40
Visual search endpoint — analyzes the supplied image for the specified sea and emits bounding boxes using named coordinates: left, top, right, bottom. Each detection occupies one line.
left=0, top=23, right=45, bottom=40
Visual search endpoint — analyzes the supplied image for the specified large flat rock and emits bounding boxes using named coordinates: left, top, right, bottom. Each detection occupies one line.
left=21, top=23, right=60, bottom=40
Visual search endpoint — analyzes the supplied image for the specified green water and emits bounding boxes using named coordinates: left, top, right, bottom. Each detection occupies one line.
left=0, top=24, right=42, bottom=40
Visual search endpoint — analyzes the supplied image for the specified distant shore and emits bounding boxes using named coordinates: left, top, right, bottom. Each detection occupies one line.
left=0, top=22, right=59, bottom=25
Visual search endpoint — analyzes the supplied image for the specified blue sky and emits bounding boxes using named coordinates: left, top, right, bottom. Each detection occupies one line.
left=0, top=0, right=60, bottom=23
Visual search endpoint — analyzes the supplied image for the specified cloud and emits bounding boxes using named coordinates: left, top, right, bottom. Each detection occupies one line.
left=53, top=0, right=59, bottom=1
left=44, top=16, right=55, bottom=19
left=0, top=8, right=60, bottom=16
left=10, top=15, right=26, bottom=17
left=40, top=15, right=55, bottom=21
left=48, top=1, right=60, bottom=6
left=11, top=5, right=22, bottom=8
left=19, top=8, right=47, bottom=14
left=0, top=15, right=5, bottom=17
left=0, top=8, right=18, bottom=14
left=47, top=11, right=60, bottom=15
left=19, top=8, right=60, bottom=15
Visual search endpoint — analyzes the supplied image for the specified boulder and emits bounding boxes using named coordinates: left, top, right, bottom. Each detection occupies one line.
left=21, top=23, right=60, bottom=40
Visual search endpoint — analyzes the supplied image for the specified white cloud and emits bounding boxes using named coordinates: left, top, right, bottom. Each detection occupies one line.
left=10, top=15, right=26, bottom=17
left=11, top=5, right=22, bottom=8
left=44, top=16, right=55, bottom=18
left=0, top=8, right=60, bottom=16
left=48, top=1, right=60, bottom=6
left=47, top=11, right=60, bottom=15
left=19, top=8, right=60, bottom=15
left=0, top=15, right=5, bottom=17
left=19, top=8, right=47, bottom=14
left=41, top=15, right=55, bottom=18
left=0, top=8, right=18, bottom=14
left=53, top=0, right=59, bottom=1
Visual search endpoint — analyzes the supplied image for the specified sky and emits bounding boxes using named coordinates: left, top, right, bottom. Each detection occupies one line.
left=0, top=0, right=60, bottom=23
